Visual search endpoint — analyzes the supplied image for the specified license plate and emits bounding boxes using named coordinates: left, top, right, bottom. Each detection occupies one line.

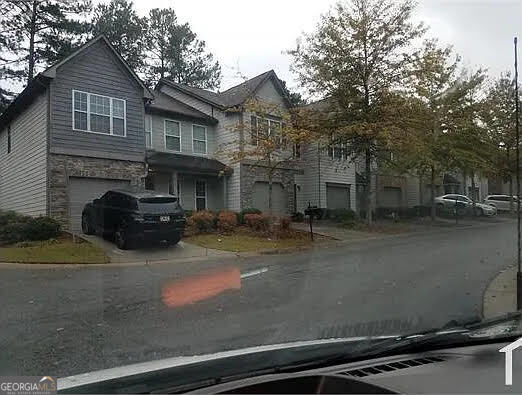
left=160, top=216, right=170, bottom=223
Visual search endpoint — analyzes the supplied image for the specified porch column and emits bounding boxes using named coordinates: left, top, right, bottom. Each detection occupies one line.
left=223, top=175, right=228, bottom=210
left=171, top=172, right=178, bottom=197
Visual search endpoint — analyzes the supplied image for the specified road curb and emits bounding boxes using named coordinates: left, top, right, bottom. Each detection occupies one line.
left=482, top=265, right=517, bottom=319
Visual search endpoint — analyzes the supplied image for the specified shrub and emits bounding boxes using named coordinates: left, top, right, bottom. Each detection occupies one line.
left=0, top=210, right=26, bottom=227
left=330, top=208, right=357, bottom=223
left=244, top=213, right=270, bottom=232
left=190, top=210, right=216, bottom=233
left=23, top=216, right=61, bottom=241
left=184, top=209, right=194, bottom=218
left=291, top=212, right=305, bottom=222
left=279, top=216, right=291, bottom=231
left=217, top=211, right=238, bottom=233
left=0, top=222, right=27, bottom=244
left=239, top=208, right=262, bottom=224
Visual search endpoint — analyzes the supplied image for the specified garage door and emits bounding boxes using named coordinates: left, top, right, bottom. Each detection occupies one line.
left=381, top=186, right=402, bottom=208
left=69, top=177, right=130, bottom=232
left=252, top=182, right=288, bottom=214
left=326, top=183, right=351, bottom=209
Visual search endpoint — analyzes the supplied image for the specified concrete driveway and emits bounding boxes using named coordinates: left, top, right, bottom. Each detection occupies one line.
left=81, top=235, right=234, bottom=264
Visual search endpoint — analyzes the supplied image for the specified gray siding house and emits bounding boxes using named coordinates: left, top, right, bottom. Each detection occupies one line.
left=0, top=35, right=361, bottom=231
left=0, top=36, right=151, bottom=231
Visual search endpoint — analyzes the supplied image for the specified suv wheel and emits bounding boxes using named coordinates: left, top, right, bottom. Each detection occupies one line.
left=115, top=225, right=130, bottom=250
left=81, top=213, right=94, bottom=235
left=169, top=234, right=182, bottom=246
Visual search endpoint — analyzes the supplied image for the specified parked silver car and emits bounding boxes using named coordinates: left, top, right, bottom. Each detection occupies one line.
left=483, top=194, right=518, bottom=211
left=434, top=194, right=497, bottom=216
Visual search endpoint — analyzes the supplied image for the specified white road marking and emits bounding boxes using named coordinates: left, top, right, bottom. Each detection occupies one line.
left=240, top=267, right=268, bottom=279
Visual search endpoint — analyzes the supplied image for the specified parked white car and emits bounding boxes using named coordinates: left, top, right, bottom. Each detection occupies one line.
left=483, top=195, right=518, bottom=212
left=434, top=194, right=497, bottom=216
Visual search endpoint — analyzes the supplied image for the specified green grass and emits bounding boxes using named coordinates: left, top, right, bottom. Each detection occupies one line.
left=185, top=233, right=315, bottom=252
left=0, top=240, right=109, bottom=264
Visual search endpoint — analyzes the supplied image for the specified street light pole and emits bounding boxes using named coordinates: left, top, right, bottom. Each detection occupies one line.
left=515, top=37, right=522, bottom=309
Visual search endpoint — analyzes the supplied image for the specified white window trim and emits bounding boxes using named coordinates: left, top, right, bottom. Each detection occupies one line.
left=164, top=119, right=181, bottom=152
left=192, top=124, right=207, bottom=155
left=72, top=89, right=127, bottom=137
left=194, top=179, right=207, bottom=210
left=145, top=114, right=152, bottom=148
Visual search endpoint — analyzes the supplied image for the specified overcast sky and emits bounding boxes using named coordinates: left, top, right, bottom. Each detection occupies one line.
left=126, top=0, right=521, bottom=92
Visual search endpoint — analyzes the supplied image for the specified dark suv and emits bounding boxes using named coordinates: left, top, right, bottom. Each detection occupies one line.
left=81, top=189, right=186, bottom=249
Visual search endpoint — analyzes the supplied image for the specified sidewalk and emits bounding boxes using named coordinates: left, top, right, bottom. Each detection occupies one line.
left=483, top=265, right=516, bottom=319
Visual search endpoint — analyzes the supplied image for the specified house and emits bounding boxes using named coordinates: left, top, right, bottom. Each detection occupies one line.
left=0, top=36, right=151, bottom=232
left=1, top=35, right=335, bottom=231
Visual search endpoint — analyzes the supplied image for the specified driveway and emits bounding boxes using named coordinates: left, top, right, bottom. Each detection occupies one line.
left=82, top=235, right=234, bottom=264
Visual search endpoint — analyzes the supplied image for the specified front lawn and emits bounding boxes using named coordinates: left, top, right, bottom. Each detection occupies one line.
left=186, top=232, right=322, bottom=252
left=0, top=238, right=109, bottom=264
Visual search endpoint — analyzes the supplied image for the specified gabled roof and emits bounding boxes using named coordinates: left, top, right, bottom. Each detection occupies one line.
left=0, top=35, right=154, bottom=129
left=147, top=91, right=218, bottom=124
left=157, top=70, right=291, bottom=110
left=42, top=35, right=153, bottom=100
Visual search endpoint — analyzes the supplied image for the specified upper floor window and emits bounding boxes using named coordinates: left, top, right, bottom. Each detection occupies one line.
left=145, top=115, right=152, bottom=148
left=164, top=119, right=180, bottom=152
left=73, top=90, right=126, bottom=136
left=250, top=116, right=285, bottom=148
left=327, top=135, right=346, bottom=160
left=293, top=143, right=301, bottom=159
left=7, top=125, right=11, bottom=153
left=193, top=125, right=207, bottom=154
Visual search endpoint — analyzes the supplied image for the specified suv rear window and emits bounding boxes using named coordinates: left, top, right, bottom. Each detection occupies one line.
left=138, top=197, right=179, bottom=213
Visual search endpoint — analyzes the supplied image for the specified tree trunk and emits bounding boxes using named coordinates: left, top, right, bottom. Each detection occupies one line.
left=27, top=0, right=38, bottom=83
left=365, top=148, right=372, bottom=225
left=430, top=166, right=436, bottom=221
left=510, top=176, right=514, bottom=214
left=508, top=148, right=514, bottom=214
left=471, top=172, right=477, bottom=215
left=268, top=177, right=273, bottom=216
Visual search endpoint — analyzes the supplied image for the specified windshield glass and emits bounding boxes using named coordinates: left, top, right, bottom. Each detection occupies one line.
left=2, top=0, right=522, bottom=392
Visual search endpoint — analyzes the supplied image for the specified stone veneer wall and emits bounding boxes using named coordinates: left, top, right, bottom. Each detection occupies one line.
left=240, top=163, right=296, bottom=213
left=48, top=154, right=146, bottom=227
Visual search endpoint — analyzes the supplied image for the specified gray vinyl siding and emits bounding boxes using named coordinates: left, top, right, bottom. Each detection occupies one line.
left=49, top=39, right=145, bottom=162
left=148, top=113, right=216, bottom=156
left=255, top=78, right=286, bottom=108
left=295, top=143, right=356, bottom=212
left=406, top=175, right=421, bottom=207
left=159, top=86, right=216, bottom=117
left=0, top=92, right=48, bottom=216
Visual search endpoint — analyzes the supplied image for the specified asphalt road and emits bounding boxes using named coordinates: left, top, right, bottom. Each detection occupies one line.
left=0, top=219, right=517, bottom=378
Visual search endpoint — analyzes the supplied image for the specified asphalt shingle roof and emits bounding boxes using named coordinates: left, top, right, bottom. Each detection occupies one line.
left=158, top=70, right=286, bottom=109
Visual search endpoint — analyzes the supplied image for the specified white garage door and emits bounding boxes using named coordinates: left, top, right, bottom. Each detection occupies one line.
left=326, top=183, right=351, bottom=209
left=252, top=182, right=288, bottom=214
left=69, top=177, right=130, bottom=232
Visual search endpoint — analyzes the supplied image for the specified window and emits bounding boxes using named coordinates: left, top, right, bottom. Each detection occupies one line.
left=195, top=180, right=206, bottom=211
left=269, top=120, right=281, bottom=148
left=145, top=115, right=152, bottom=148
left=164, top=120, right=181, bottom=152
left=7, top=125, right=11, bottom=153
left=72, top=90, right=126, bottom=136
left=193, top=125, right=207, bottom=154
